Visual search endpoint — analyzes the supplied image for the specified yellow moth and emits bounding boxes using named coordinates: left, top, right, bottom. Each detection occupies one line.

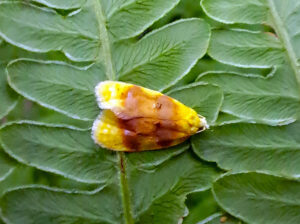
left=92, top=81, right=208, bottom=152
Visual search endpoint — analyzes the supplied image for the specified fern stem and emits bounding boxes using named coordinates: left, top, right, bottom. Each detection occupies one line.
left=93, top=0, right=116, bottom=80
left=267, top=0, right=300, bottom=87
left=93, top=1, right=134, bottom=223
left=118, top=152, right=135, bottom=224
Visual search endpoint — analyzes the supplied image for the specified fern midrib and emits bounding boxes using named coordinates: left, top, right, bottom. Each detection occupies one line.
left=93, top=0, right=116, bottom=81
left=92, top=1, right=134, bottom=223
left=118, top=152, right=134, bottom=224
left=267, top=0, right=300, bottom=87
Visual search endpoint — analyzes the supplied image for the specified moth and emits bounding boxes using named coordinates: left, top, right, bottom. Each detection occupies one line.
left=92, top=81, right=208, bottom=152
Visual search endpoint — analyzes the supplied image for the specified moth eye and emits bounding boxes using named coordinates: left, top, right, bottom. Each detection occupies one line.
left=92, top=81, right=207, bottom=152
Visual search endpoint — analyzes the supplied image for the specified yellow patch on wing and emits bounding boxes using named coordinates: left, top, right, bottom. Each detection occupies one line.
left=92, top=110, right=127, bottom=151
left=92, top=81, right=207, bottom=151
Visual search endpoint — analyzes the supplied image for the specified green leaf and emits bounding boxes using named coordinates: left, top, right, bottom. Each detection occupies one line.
left=201, top=0, right=269, bottom=25
left=0, top=119, right=220, bottom=180
left=202, top=0, right=300, bottom=85
left=214, top=112, right=249, bottom=126
left=268, top=0, right=300, bottom=85
left=201, top=0, right=300, bottom=72
left=192, top=121, right=300, bottom=178
left=208, top=29, right=285, bottom=68
left=1, top=185, right=123, bottom=224
left=1, top=124, right=219, bottom=224
left=127, top=152, right=220, bottom=224
left=126, top=142, right=190, bottom=170
left=0, top=121, right=221, bottom=223
left=1, top=1, right=300, bottom=223
left=169, top=58, right=275, bottom=91
left=197, top=2, right=300, bottom=125
left=197, top=213, right=242, bottom=224
left=0, top=122, right=117, bottom=184
left=0, top=2, right=100, bottom=61
left=0, top=165, right=98, bottom=198
left=167, top=83, right=223, bottom=124
left=0, top=148, right=15, bottom=182
left=195, top=59, right=275, bottom=78
left=0, top=64, right=18, bottom=119
left=32, top=0, right=86, bottom=9
left=1, top=2, right=217, bottom=223
left=0, top=40, right=77, bottom=64
left=183, top=190, right=219, bottom=224
left=213, top=172, right=300, bottom=224
left=101, top=0, right=180, bottom=40
left=7, top=19, right=210, bottom=119
left=117, top=19, right=210, bottom=91
left=150, top=0, right=203, bottom=29
left=7, top=60, right=106, bottom=120
left=0, top=0, right=180, bottom=61
left=0, top=166, right=44, bottom=197
left=1, top=1, right=210, bottom=88
left=196, top=66, right=300, bottom=125
left=5, top=99, right=92, bottom=129
left=0, top=39, right=86, bottom=120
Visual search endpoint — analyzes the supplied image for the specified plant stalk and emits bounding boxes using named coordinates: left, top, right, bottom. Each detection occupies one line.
left=267, top=0, right=300, bottom=87
left=93, top=1, right=134, bottom=223
left=118, top=152, right=134, bottom=224
left=93, top=0, right=116, bottom=81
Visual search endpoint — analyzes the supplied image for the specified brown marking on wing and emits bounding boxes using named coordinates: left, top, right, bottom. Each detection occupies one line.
left=115, top=85, right=186, bottom=151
